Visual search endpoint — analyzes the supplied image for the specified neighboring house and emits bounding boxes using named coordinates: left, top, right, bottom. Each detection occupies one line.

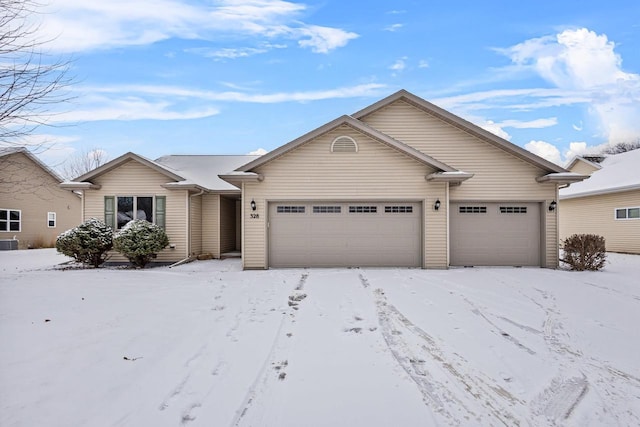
left=61, top=153, right=258, bottom=262
left=220, top=90, right=586, bottom=269
left=0, top=147, right=81, bottom=249
left=560, top=149, right=640, bottom=254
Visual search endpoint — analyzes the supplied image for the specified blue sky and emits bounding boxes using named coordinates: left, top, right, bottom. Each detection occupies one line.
left=18, top=0, right=640, bottom=170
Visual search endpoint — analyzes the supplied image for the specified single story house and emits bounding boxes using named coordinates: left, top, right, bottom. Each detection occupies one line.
left=560, top=149, right=640, bottom=254
left=1, top=147, right=82, bottom=249
left=62, top=90, right=587, bottom=268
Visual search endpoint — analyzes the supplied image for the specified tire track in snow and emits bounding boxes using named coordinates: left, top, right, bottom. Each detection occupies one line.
left=361, top=273, right=523, bottom=426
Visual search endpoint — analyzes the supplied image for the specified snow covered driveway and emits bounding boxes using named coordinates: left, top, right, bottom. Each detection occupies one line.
left=1, top=250, right=639, bottom=426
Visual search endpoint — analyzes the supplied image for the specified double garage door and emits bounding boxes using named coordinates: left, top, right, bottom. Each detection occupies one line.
left=268, top=202, right=422, bottom=268
left=450, top=202, right=541, bottom=267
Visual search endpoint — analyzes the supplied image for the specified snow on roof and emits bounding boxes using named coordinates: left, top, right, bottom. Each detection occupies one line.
left=155, top=155, right=260, bottom=191
left=560, top=149, right=640, bottom=199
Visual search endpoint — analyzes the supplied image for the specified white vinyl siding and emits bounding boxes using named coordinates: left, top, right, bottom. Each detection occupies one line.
left=560, top=190, right=640, bottom=254
left=242, top=124, right=448, bottom=269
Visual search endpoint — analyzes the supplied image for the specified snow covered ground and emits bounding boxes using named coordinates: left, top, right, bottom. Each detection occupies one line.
left=1, top=250, right=639, bottom=427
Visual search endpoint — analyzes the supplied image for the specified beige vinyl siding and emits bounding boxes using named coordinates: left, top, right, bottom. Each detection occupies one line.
left=220, top=196, right=236, bottom=254
left=83, top=159, right=187, bottom=261
left=0, top=152, right=81, bottom=249
left=190, top=195, right=202, bottom=255
left=560, top=190, right=640, bottom=254
left=361, top=100, right=555, bottom=199
left=242, top=125, right=446, bottom=269
left=568, top=160, right=600, bottom=175
left=202, top=194, right=220, bottom=257
left=361, top=100, right=559, bottom=268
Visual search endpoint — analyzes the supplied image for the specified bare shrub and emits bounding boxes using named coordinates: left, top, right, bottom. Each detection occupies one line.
left=561, top=234, right=606, bottom=271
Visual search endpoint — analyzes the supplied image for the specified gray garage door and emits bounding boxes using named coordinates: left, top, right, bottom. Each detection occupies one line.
left=269, top=202, right=421, bottom=268
left=450, top=202, right=541, bottom=267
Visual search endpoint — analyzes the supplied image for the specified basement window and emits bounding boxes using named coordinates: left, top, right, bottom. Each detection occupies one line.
left=277, top=206, right=306, bottom=213
left=331, top=136, right=358, bottom=153
left=499, top=206, right=527, bottom=214
left=385, top=206, right=413, bottom=213
left=615, top=207, right=640, bottom=220
left=349, top=206, right=377, bottom=213
left=459, top=206, right=487, bottom=214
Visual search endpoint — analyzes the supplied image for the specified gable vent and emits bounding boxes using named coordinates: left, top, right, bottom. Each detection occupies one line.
left=331, top=136, right=358, bottom=153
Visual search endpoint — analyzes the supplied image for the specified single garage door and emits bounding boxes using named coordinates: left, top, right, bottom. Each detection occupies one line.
left=450, top=202, right=541, bottom=267
left=269, top=202, right=421, bottom=267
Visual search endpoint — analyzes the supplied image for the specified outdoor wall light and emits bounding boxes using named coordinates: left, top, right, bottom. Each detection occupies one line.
left=549, top=200, right=557, bottom=211
left=434, top=199, right=441, bottom=211
left=250, top=199, right=257, bottom=211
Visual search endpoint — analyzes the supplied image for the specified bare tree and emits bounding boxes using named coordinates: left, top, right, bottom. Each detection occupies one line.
left=62, top=147, right=108, bottom=180
left=1, top=0, right=72, bottom=147
left=600, top=140, right=640, bottom=155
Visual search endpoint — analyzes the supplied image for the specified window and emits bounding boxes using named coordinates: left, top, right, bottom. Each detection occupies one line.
left=313, top=206, right=341, bottom=213
left=615, top=207, right=640, bottom=220
left=349, top=206, right=377, bottom=213
left=499, top=206, right=527, bottom=214
left=0, top=209, right=21, bottom=232
left=459, top=206, right=487, bottom=214
left=385, top=206, right=413, bottom=213
left=47, top=212, right=56, bottom=228
left=104, top=196, right=165, bottom=229
left=277, top=206, right=305, bottom=213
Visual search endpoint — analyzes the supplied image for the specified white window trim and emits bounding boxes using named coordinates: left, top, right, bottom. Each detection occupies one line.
left=0, top=208, right=22, bottom=232
left=47, top=212, right=56, bottom=228
left=614, top=206, right=640, bottom=221
left=116, top=195, right=155, bottom=229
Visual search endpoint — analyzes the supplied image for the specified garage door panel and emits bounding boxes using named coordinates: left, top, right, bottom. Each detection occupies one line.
left=269, top=202, right=421, bottom=268
left=450, top=202, right=541, bottom=267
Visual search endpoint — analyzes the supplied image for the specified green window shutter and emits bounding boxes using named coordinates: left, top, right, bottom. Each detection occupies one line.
left=155, top=196, right=166, bottom=229
left=104, top=196, right=115, bottom=229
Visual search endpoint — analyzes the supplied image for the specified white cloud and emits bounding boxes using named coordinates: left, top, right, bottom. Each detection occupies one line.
left=480, top=120, right=511, bottom=140
left=44, top=83, right=387, bottom=124
left=418, top=60, right=429, bottom=69
left=496, top=28, right=640, bottom=143
left=525, top=140, right=562, bottom=165
left=297, top=25, right=358, bottom=53
left=247, top=148, right=268, bottom=155
left=389, top=57, right=407, bottom=72
left=572, top=121, right=583, bottom=131
left=186, top=44, right=286, bottom=60
left=47, top=96, right=220, bottom=123
left=498, top=117, right=558, bottom=129
left=384, top=24, right=403, bottom=32
left=38, top=0, right=357, bottom=54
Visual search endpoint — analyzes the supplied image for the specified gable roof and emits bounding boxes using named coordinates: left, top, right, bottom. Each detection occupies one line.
left=63, top=151, right=259, bottom=192
left=156, top=155, right=260, bottom=191
left=352, top=89, right=567, bottom=174
left=0, top=146, right=64, bottom=183
left=565, top=155, right=603, bottom=172
left=236, top=114, right=458, bottom=173
left=560, top=149, right=640, bottom=199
